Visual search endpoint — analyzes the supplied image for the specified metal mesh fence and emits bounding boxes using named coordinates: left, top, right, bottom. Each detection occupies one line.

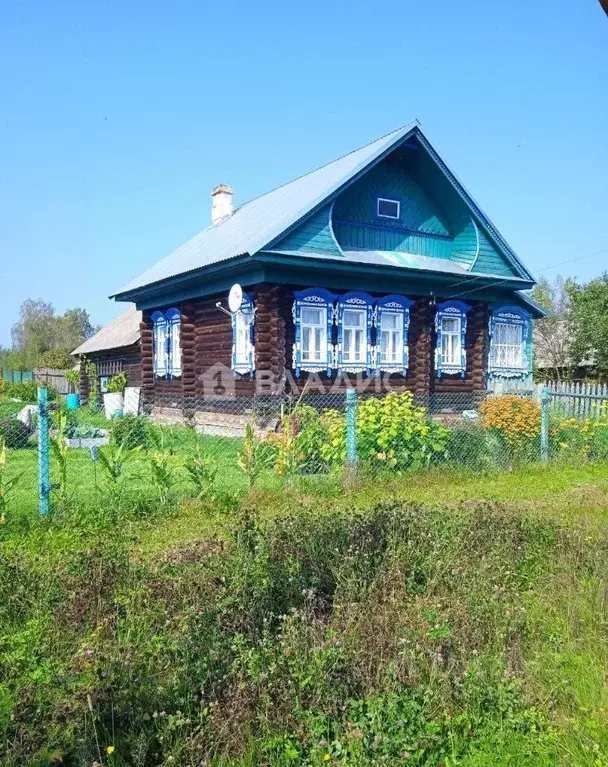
left=1, top=383, right=607, bottom=516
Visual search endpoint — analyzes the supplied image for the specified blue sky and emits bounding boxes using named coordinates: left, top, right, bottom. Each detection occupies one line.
left=1, top=0, right=607, bottom=346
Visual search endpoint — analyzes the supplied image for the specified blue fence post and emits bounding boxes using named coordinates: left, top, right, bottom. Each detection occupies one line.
left=345, top=388, right=357, bottom=473
left=37, top=387, right=50, bottom=516
left=540, top=386, right=550, bottom=463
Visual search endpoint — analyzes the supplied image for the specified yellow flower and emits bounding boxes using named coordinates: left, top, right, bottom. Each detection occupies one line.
left=106, top=745, right=115, bottom=755
left=323, top=755, right=331, bottom=762
left=559, top=442, right=569, bottom=448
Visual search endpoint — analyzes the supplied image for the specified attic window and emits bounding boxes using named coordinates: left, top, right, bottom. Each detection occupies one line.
left=377, top=197, right=400, bottom=220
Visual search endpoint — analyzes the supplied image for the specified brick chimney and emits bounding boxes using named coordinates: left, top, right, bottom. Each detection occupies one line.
left=211, top=184, right=233, bottom=225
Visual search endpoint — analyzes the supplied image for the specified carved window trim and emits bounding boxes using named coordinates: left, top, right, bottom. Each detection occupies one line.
left=292, top=288, right=337, bottom=377
left=374, top=295, right=414, bottom=375
left=336, top=291, right=374, bottom=375
left=488, top=306, right=531, bottom=379
left=152, top=308, right=181, bottom=379
left=232, top=293, right=256, bottom=376
left=434, top=300, right=470, bottom=378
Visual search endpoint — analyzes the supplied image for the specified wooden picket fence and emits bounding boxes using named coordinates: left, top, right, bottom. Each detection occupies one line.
left=543, top=380, right=608, bottom=420
left=487, top=378, right=608, bottom=419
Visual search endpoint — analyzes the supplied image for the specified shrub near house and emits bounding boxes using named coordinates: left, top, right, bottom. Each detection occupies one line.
left=271, top=393, right=450, bottom=473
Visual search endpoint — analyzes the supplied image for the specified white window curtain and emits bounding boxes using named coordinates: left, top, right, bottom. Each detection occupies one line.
left=488, top=307, right=530, bottom=378
left=336, top=291, right=374, bottom=374
left=494, top=322, right=522, bottom=368
left=342, top=308, right=366, bottom=365
left=434, top=300, right=470, bottom=378
left=374, top=295, right=413, bottom=376
left=292, top=289, right=337, bottom=377
left=301, top=306, right=327, bottom=365
left=152, top=308, right=181, bottom=378
left=380, top=311, right=402, bottom=365
left=440, top=316, right=461, bottom=366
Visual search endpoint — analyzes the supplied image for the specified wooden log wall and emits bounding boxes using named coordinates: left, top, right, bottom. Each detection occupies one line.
left=431, top=302, right=489, bottom=395
left=141, top=295, right=257, bottom=400
left=137, top=284, right=490, bottom=404
left=276, top=287, right=488, bottom=395
left=257, top=283, right=285, bottom=395
left=409, top=298, right=433, bottom=398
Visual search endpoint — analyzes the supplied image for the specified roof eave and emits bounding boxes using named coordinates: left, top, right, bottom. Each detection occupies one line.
left=110, top=252, right=253, bottom=303
left=256, top=251, right=534, bottom=292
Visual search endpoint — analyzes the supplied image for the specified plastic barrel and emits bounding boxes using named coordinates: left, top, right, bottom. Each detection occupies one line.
left=66, top=393, right=80, bottom=410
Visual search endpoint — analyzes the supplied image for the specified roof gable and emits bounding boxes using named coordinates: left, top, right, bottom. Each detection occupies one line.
left=113, top=123, right=534, bottom=299
left=113, top=123, right=419, bottom=297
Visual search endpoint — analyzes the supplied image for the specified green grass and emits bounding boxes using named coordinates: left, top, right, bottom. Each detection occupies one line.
left=1, top=432, right=608, bottom=765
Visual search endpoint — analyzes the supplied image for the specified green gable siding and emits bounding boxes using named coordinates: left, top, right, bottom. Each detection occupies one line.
left=270, top=203, right=342, bottom=257
left=256, top=137, right=523, bottom=282
left=333, top=157, right=450, bottom=236
left=451, top=217, right=479, bottom=269
left=474, top=229, right=520, bottom=278
left=333, top=220, right=453, bottom=260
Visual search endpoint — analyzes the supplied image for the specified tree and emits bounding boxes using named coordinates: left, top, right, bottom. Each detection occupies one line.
left=9, top=299, right=98, bottom=369
left=531, top=275, right=573, bottom=379
left=10, top=299, right=55, bottom=369
left=54, top=308, right=96, bottom=351
left=567, top=273, right=608, bottom=380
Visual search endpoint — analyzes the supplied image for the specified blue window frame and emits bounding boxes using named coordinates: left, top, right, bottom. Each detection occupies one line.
left=152, top=308, right=181, bottom=378
left=434, top=300, right=470, bottom=378
left=336, top=291, right=374, bottom=375
left=232, top=293, right=255, bottom=376
left=292, top=288, right=337, bottom=377
left=374, top=295, right=414, bottom=376
left=488, top=306, right=531, bottom=378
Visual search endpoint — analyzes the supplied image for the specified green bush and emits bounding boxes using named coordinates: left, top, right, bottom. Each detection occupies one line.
left=3, top=380, right=39, bottom=402
left=270, top=403, right=330, bottom=475
left=107, top=371, right=127, bottom=394
left=319, top=392, right=450, bottom=470
left=110, top=413, right=151, bottom=450
left=553, top=416, right=608, bottom=461
left=37, top=348, right=73, bottom=369
left=3, top=381, right=58, bottom=402
left=0, top=418, right=31, bottom=449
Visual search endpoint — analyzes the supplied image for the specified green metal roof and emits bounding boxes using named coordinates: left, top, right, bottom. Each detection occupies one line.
left=112, top=123, right=535, bottom=301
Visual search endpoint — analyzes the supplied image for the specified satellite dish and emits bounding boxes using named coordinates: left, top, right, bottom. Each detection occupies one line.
left=228, top=283, right=243, bottom=313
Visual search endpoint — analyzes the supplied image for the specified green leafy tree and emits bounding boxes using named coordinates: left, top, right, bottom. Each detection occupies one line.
left=54, top=307, right=97, bottom=351
left=9, top=299, right=98, bottom=370
left=567, top=272, right=608, bottom=380
left=10, top=299, right=55, bottom=368
left=37, top=349, right=74, bottom=370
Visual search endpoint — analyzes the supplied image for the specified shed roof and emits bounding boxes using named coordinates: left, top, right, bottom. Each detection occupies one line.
left=72, top=305, right=141, bottom=356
